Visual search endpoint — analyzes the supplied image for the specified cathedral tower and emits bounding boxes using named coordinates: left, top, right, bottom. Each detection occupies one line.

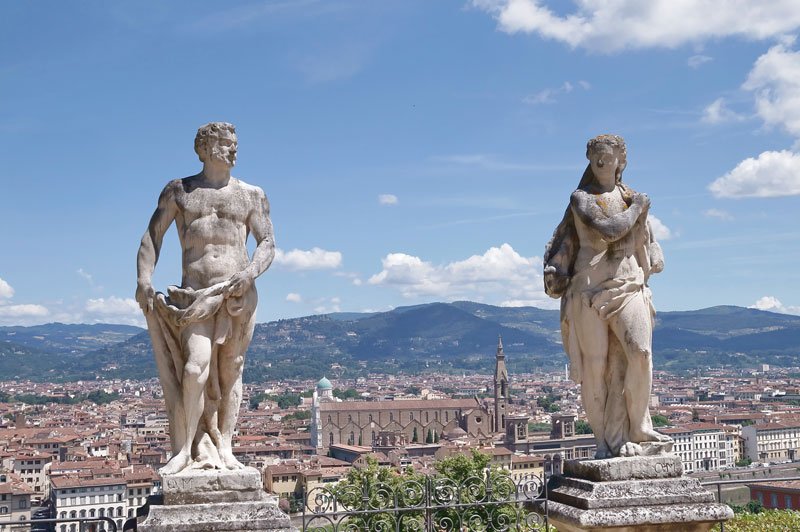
left=494, top=335, right=509, bottom=433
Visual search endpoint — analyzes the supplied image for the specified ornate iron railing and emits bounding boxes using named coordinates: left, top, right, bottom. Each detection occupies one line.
left=0, top=516, right=118, bottom=532
left=301, top=467, right=552, bottom=531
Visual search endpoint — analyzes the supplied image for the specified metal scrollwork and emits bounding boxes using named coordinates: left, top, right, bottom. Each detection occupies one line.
left=301, top=459, right=553, bottom=531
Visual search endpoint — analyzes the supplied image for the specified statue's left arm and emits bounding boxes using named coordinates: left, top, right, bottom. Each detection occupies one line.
left=226, top=187, right=275, bottom=297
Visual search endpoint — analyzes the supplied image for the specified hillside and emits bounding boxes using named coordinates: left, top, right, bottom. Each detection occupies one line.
left=1, top=303, right=799, bottom=382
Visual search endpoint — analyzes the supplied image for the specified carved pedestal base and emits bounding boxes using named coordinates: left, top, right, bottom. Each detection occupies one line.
left=540, top=455, right=733, bottom=532
left=137, top=468, right=297, bottom=532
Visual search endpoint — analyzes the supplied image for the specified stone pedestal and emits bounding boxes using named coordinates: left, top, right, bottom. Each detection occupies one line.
left=541, top=455, right=733, bottom=532
left=137, top=467, right=297, bottom=532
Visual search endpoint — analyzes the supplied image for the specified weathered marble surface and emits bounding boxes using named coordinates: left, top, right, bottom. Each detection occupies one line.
left=136, top=122, right=275, bottom=475
left=138, top=467, right=296, bottom=532
left=540, top=455, right=733, bottom=532
left=544, top=134, right=670, bottom=458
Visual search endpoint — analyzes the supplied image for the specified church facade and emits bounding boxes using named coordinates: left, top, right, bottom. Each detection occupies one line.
left=310, top=337, right=510, bottom=453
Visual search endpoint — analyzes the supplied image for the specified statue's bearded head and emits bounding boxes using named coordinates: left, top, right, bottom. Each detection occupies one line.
left=586, top=134, right=627, bottom=183
left=195, top=122, right=238, bottom=167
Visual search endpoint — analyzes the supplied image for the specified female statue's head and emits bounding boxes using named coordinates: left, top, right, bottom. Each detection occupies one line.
left=586, top=134, right=627, bottom=184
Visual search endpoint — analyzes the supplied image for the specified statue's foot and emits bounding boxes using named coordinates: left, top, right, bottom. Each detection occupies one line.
left=159, top=451, right=193, bottom=475
left=619, top=442, right=643, bottom=457
left=632, top=428, right=673, bottom=443
left=220, top=449, right=246, bottom=470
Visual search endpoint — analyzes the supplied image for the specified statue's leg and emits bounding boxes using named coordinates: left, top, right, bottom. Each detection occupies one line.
left=160, top=319, right=214, bottom=475
left=216, top=295, right=257, bottom=470
left=609, top=293, right=666, bottom=443
left=575, top=308, right=611, bottom=458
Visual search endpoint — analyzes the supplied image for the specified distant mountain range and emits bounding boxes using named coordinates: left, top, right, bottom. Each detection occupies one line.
left=1, top=303, right=799, bottom=382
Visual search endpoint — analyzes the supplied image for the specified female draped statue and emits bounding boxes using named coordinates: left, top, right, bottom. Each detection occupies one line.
left=544, top=134, right=672, bottom=458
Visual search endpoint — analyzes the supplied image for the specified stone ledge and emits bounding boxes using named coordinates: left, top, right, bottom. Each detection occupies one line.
left=137, top=500, right=296, bottom=532
left=563, top=454, right=683, bottom=482
left=545, top=500, right=733, bottom=532
left=162, top=467, right=265, bottom=505
left=549, top=476, right=715, bottom=510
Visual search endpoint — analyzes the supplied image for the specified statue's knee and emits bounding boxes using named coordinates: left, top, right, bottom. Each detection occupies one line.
left=184, top=363, right=205, bottom=381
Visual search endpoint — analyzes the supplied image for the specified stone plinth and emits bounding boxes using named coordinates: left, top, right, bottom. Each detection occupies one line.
left=137, top=467, right=297, bottom=532
left=540, top=455, right=733, bottom=532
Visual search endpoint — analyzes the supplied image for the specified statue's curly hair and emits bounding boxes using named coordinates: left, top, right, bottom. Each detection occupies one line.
left=194, top=122, right=236, bottom=162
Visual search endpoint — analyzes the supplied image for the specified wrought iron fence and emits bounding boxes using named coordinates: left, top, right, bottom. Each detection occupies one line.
left=0, top=516, right=118, bottom=532
left=301, top=465, right=553, bottom=531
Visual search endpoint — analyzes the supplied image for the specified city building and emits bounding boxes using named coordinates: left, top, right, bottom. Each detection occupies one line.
left=742, top=423, right=800, bottom=463
left=0, top=472, right=32, bottom=531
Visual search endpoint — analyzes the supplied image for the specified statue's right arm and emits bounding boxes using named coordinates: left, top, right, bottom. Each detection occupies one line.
left=136, top=182, right=179, bottom=312
left=570, top=190, right=648, bottom=243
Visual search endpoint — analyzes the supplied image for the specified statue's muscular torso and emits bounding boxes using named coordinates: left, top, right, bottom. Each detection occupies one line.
left=162, top=177, right=264, bottom=289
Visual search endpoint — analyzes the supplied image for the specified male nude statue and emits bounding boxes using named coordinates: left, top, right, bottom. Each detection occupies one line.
left=544, top=134, right=671, bottom=458
left=136, top=122, right=275, bottom=474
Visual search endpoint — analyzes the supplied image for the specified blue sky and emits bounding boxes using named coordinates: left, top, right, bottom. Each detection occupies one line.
left=2, top=0, right=800, bottom=327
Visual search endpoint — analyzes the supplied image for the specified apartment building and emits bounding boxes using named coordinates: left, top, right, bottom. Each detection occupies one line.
left=742, top=423, right=800, bottom=463
left=0, top=473, right=32, bottom=531
left=661, top=423, right=734, bottom=473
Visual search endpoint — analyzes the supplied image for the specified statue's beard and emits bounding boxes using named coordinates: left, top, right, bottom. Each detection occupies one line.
left=209, top=149, right=236, bottom=167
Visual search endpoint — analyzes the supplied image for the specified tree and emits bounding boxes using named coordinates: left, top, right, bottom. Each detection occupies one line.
left=651, top=414, right=669, bottom=427
left=575, top=420, right=593, bottom=434
left=426, top=428, right=433, bottom=444
left=433, top=430, right=439, bottom=443
left=412, top=427, right=419, bottom=443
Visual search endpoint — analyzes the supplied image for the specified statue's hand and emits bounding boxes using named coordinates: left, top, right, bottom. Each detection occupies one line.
left=633, top=192, right=650, bottom=212
left=135, top=282, right=155, bottom=313
left=225, top=270, right=254, bottom=298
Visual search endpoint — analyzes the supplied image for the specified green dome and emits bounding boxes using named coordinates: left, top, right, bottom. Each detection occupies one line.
left=317, top=377, right=333, bottom=390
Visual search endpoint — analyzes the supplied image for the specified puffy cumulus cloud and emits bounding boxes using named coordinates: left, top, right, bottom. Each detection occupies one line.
left=709, top=150, right=800, bottom=197
left=743, top=41, right=800, bottom=138
left=378, top=194, right=398, bottom=205
left=702, top=98, right=745, bottom=124
left=750, top=296, right=800, bottom=315
left=0, top=277, right=14, bottom=299
left=274, top=247, right=342, bottom=271
left=647, top=215, right=672, bottom=241
left=285, top=292, right=303, bottom=303
left=368, top=243, right=555, bottom=307
left=471, top=0, right=800, bottom=51
left=85, top=297, right=140, bottom=317
left=0, top=304, right=49, bottom=318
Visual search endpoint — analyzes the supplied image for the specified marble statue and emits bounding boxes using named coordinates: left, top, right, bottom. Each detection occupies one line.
left=544, top=134, right=671, bottom=458
left=136, top=122, right=275, bottom=475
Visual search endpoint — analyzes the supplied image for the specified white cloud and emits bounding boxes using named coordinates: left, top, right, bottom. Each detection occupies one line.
left=523, top=80, right=588, bottom=105
left=0, top=277, right=14, bottom=299
left=286, top=292, right=303, bottom=303
left=0, top=304, right=49, bottom=318
left=274, top=247, right=343, bottom=270
left=471, top=1, right=800, bottom=51
left=647, top=215, right=672, bottom=241
left=77, top=268, right=94, bottom=284
left=368, top=243, right=555, bottom=307
left=743, top=41, right=800, bottom=138
left=702, top=98, right=744, bottom=124
left=750, top=296, right=800, bottom=315
left=709, top=150, right=800, bottom=198
left=312, top=297, right=342, bottom=314
left=688, top=54, right=713, bottom=68
left=378, top=194, right=398, bottom=205
left=85, top=297, right=140, bottom=317
left=703, top=208, right=734, bottom=221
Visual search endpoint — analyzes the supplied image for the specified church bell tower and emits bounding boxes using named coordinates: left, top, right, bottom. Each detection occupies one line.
left=494, top=335, right=509, bottom=433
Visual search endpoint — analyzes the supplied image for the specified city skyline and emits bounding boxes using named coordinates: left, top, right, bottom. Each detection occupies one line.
left=2, top=1, right=800, bottom=327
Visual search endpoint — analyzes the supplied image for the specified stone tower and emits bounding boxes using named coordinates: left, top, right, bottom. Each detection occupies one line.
left=493, top=335, right=509, bottom=433
left=311, top=376, right=334, bottom=451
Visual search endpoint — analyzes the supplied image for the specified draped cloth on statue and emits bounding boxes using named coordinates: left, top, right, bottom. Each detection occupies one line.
left=148, top=283, right=257, bottom=469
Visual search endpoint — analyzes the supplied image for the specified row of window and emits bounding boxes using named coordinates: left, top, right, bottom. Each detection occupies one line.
left=59, top=506, right=124, bottom=519
left=329, top=411, right=457, bottom=424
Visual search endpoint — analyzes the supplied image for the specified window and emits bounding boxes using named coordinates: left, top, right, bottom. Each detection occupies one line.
left=771, top=494, right=778, bottom=507
left=410, top=412, right=414, bottom=421
left=348, top=415, right=352, bottom=423
left=389, top=413, right=394, bottom=422
left=369, top=414, right=373, bottom=422
left=0, top=506, right=7, bottom=514
left=329, top=433, right=334, bottom=446
left=786, top=495, right=792, bottom=509
left=425, top=412, right=429, bottom=423
left=19, top=499, right=27, bottom=509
